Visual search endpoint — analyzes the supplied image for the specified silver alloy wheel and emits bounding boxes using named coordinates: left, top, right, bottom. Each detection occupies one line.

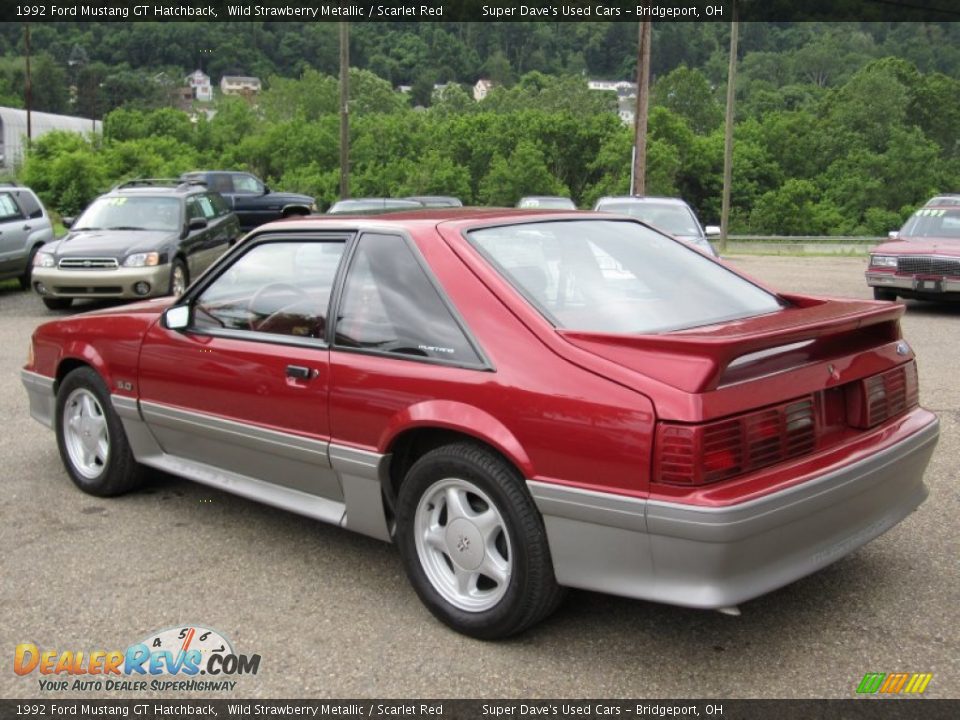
left=62, top=388, right=110, bottom=480
left=414, top=477, right=512, bottom=612
left=171, top=264, right=187, bottom=297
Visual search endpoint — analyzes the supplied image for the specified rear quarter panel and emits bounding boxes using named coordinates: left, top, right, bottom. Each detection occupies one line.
left=328, top=224, right=657, bottom=496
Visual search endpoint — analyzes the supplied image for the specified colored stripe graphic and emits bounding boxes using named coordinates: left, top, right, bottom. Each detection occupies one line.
left=857, top=672, right=932, bottom=695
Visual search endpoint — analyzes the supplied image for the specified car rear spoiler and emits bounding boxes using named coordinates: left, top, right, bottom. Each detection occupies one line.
left=559, top=294, right=905, bottom=393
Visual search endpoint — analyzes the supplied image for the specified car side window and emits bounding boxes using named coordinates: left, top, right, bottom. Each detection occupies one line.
left=13, top=190, right=44, bottom=219
left=233, top=174, right=263, bottom=194
left=193, top=240, right=345, bottom=341
left=208, top=193, right=230, bottom=217
left=0, top=193, right=24, bottom=222
left=334, top=233, right=482, bottom=364
left=197, top=195, right=217, bottom=219
left=207, top=175, right=232, bottom=194
left=185, top=197, right=205, bottom=222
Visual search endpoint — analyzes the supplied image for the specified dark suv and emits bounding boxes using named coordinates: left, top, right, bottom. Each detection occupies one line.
left=31, top=179, right=240, bottom=310
left=180, top=171, right=316, bottom=231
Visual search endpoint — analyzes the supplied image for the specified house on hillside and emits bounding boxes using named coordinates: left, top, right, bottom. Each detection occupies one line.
left=186, top=70, right=213, bottom=102
left=473, top=79, right=494, bottom=101
left=220, top=76, right=262, bottom=97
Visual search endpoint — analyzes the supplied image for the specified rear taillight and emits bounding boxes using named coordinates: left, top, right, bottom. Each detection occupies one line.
left=654, top=397, right=817, bottom=486
left=846, top=361, right=919, bottom=429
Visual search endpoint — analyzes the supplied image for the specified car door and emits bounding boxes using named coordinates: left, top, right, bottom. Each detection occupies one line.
left=190, top=193, right=234, bottom=274
left=230, top=173, right=281, bottom=229
left=0, top=191, right=28, bottom=276
left=137, top=233, right=350, bottom=506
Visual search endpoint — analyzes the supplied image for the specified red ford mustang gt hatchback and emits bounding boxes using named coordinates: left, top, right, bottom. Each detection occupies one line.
left=22, top=209, right=939, bottom=638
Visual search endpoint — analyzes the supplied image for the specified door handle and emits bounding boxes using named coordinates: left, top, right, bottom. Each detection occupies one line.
left=23, top=225, right=32, bottom=231
left=285, top=364, right=315, bottom=380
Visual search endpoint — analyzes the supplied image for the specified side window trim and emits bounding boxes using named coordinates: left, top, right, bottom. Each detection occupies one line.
left=329, top=231, right=492, bottom=371
left=179, top=231, right=356, bottom=348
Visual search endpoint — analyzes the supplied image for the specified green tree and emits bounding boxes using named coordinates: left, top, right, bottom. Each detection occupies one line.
left=652, top=65, right=723, bottom=134
left=478, top=141, right=568, bottom=206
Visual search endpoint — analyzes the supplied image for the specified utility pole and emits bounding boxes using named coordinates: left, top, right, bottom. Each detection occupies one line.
left=720, top=4, right=739, bottom=255
left=339, top=22, right=350, bottom=200
left=631, top=19, right=652, bottom=196
left=25, top=23, right=33, bottom=147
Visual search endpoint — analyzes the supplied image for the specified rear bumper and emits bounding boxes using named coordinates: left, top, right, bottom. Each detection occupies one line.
left=32, top=264, right=173, bottom=300
left=530, top=412, right=938, bottom=609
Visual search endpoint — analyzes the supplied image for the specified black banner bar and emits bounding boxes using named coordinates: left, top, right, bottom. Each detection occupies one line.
left=5, top=0, right=960, bottom=24
left=1, top=699, right=958, bottom=720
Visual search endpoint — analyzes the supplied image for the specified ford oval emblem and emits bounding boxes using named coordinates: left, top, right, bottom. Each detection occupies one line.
left=896, top=341, right=910, bottom=356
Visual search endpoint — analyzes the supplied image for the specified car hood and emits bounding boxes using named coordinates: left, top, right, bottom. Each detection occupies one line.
left=47, top=229, right=177, bottom=258
left=872, top=239, right=960, bottom=256
left=267, top=191, right=314, bottom=204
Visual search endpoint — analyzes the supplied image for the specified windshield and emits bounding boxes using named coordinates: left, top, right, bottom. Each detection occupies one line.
left=597, top=201, right=700, bottom=236
left=469, top=220, right=782, bottom=334
left=74, top=196, right=182, bottom=232
left=900, top=208, right=960, bottom=239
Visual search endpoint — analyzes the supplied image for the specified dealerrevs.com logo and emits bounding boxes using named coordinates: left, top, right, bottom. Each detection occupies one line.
left=15, top=625, right=260, bottom=692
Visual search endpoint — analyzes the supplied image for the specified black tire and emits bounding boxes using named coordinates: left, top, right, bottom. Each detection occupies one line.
left=395, top=442, right=564, bottom=639
left=873, top=287, right=897, bottom=301
left=55, top=367, right=145, bottom=497
left=42, top=297, right=73, bottom=311
left=169, top=258, right=189, bottom=298
left=18, top=245, right=41, bottom=290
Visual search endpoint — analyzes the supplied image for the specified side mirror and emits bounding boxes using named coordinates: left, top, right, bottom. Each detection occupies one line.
left=188, top=217, right=208, bottom=231
left=888, top=230, right=900, bottom=240
left=163, top=305, right=190, bottom=331
left=261, top=185, right=270, bottom=195
left=704, top=225, right=721, bottom=237
left=62, top=216, right=75, bottom=229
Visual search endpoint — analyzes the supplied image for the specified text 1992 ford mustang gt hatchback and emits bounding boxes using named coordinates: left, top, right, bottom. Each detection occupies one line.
left=22, top=210, right=939, bottom=638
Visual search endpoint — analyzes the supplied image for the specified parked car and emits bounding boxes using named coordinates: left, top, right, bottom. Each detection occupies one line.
left=326, top=198, right=424, bottom=215
left=0, top=184, right=54, bottom=289
left=404, top=196, right=463, bottom=208
left=594, top=196, right=719, bottom=256
left=31, top=180, right=241, bottom=310
left=22, top=211, right=938, bottom=639
left=866, top=200, right=960, bottom=302
left=180, top=171, right=316, bottom=231
left=922, top=194, right=960, bottom=207
left=517, top=196, right=576, bottom=210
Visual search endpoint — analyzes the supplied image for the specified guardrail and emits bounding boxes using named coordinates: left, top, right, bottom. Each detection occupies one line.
left=723, top=235, right=884, bottom=255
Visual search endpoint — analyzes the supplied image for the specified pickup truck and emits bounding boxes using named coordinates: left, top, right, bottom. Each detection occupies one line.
left=180, top=171, right=316, bottom=232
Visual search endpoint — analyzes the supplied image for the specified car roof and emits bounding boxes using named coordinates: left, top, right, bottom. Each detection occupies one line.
left=327, top=198, right=425, bottom=214
left=404, top=196, right=463, bottom=207
left=596, top=196, right=690, bottom=206
left=923, top=195, right=960, bottom=208
left=108, top=179, right=208, bottom=197
left=250, top=207, right=595, bottom=234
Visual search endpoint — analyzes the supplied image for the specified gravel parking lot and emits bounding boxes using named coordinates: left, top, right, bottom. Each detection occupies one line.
left=1, top=255, right=957, bottom=700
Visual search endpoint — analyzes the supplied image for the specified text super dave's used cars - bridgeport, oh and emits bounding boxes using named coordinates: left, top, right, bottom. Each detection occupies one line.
left=21, top=208, right=939, bottom=638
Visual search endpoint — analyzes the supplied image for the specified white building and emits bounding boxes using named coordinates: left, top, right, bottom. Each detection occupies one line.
left=473, top=79, right=494, bottom=101
left=0, top=106, right=101, bottom=170
left=220, top=76, right=262, bottom=96
left=185, top=70, right=213, bottom=102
